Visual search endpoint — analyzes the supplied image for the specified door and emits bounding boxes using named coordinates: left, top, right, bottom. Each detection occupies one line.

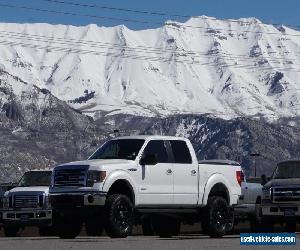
left=138, top=140, right=174, bottom=205
left=170, top=140, right=199, bottom=205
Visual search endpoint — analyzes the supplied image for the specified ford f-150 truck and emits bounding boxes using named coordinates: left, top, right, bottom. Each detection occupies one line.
left=49, top=135, right=242, bottom=239
left=261, top=160, right=300, bottom=232
left=2, top=170, right=53, bottom=237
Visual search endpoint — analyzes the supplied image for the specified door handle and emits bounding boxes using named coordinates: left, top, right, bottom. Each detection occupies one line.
left=191, top=170, right=197, bottom=176
left=166, top=169, right=172, bottom=175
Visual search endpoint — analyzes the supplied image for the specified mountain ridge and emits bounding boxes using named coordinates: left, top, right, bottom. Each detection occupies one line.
left=0, top=16, right=299, bottom=120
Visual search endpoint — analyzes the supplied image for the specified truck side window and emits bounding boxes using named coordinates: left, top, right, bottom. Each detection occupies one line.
left=170, top=140, right=192, bottom=164
left=143, top=140, right=169, bottom=163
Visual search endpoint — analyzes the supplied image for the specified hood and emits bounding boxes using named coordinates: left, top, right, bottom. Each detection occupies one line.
left=264, top=178, right=300, bottom=189
left=6, top=186, right=49, bottom=196
left=57, top=159, right=135, bottom=171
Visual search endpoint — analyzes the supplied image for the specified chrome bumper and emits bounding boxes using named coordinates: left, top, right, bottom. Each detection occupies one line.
left=261, top=203, right=300, bottom=217
left=2, top=209, right=52, bottom=221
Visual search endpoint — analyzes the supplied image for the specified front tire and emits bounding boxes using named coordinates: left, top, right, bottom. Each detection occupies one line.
left=104, top=194, right=134, bottom=238
left=202, top=196, right=231, bottom=238
left=3, top=226, right=19, bottom=237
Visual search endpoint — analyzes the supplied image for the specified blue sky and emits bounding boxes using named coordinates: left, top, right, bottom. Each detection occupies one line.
left=0, top=0, right=299, bottom=30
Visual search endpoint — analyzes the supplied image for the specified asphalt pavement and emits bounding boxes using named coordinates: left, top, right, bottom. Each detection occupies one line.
left=1, top=234, right=298, bottom=250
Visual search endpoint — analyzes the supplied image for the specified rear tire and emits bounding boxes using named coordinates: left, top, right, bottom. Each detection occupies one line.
left=104, top=194, right=134, bottom=238
left=202, top=196, right=231, bottom=238
left=152, top=215, right=181, bottom=238
left=3, top=226, right=19, bottom=237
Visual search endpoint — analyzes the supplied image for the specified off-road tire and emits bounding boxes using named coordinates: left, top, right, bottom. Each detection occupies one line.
left=104, top=194, right=134, bottom=238
left=202, top=196, right=231, bottom=238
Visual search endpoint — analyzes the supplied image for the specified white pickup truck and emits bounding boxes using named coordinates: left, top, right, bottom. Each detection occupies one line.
left=234, top=176, right=263, bottom=230
left=49, top=135, right=242, bottom=239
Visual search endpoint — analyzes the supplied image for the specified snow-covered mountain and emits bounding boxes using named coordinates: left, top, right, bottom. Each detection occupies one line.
left=0, top=16, right=300, bottom=120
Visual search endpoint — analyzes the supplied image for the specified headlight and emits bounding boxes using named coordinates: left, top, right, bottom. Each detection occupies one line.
left=45, top=195, right=51, bottom=209
left=2, top=196, right=9, bottom=209
left=262, top=187, right=272, bottom=200
left=87, top=171, right=106, bottom=187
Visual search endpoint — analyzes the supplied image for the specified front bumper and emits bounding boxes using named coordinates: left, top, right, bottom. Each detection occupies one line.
left=2, top=209, right=52, bottom=226
left=49, top=191, right=107, bottom=208
left=261, top=202, right=300, bottom=219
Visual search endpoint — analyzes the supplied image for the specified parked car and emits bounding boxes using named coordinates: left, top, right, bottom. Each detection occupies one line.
left=2, top=170, right=53, bottom=237
left=261, top=160, right=300, bottom=232
left=234, top=176, right=263, bottom=230
left=50, top=135, right=242, bottom=239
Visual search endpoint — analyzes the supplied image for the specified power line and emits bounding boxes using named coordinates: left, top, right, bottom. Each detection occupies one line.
left=1, top=3, right=300, bottom=37
left=41, top=0, right=191, bottom=19
left=41, top=0, right=300, bottom=31
left=0, top=3, right=158, bottom=26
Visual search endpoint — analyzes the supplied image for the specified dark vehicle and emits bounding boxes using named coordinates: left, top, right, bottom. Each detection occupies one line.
left=261, top=160, right=300, bottom=232
left=1, top=170, right=53, bottom=237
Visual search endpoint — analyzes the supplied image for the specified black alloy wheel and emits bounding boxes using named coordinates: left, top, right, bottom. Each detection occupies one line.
left=104, top=194, right=134, bottom=238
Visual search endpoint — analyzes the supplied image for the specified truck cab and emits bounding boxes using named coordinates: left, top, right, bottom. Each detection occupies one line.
left=2, top=170, right=52, bottom=237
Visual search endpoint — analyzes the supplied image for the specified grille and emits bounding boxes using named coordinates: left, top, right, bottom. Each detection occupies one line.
left=273, top=186, right=300, bottom=203
left=54, top=168, right=87, bottom=187
left=14, top=194, right=39, bottom=209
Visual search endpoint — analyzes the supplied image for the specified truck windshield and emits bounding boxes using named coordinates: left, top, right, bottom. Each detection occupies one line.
left=272, top=161, right=300, bottom=179
left=89, top=139, right=145, bottom=160
left=18, top=171, right=52, bottom=187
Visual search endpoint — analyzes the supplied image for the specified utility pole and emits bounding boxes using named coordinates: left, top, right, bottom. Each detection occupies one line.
left=250, top=153, right=261, bottom=177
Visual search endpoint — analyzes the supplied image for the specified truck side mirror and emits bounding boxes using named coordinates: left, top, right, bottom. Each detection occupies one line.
left=261, top=174, right=268, bottom=185
left=140, top=154, right=157, bottom=165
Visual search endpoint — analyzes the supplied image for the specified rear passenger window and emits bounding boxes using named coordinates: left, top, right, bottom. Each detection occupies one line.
left=143, top=140, right=169, bottom=163
left=170, top=140, right=192, bottom=164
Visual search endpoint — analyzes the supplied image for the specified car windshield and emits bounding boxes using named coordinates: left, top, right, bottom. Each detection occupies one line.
left=272, top=161, right=300, bottom=179
left=89, top=139, right=145, bottom=160
left=18, top=171, right=52, bottom=187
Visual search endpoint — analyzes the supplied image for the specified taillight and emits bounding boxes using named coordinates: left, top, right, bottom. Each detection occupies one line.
left=236, top=171, right=244, bottom=186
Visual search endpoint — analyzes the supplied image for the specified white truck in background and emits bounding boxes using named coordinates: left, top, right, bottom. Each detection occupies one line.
left=1, top=170, right=53, bottom=237
left=234, top=176, right=263, bottom=230
left=49, top=135, right=242, bottom=239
